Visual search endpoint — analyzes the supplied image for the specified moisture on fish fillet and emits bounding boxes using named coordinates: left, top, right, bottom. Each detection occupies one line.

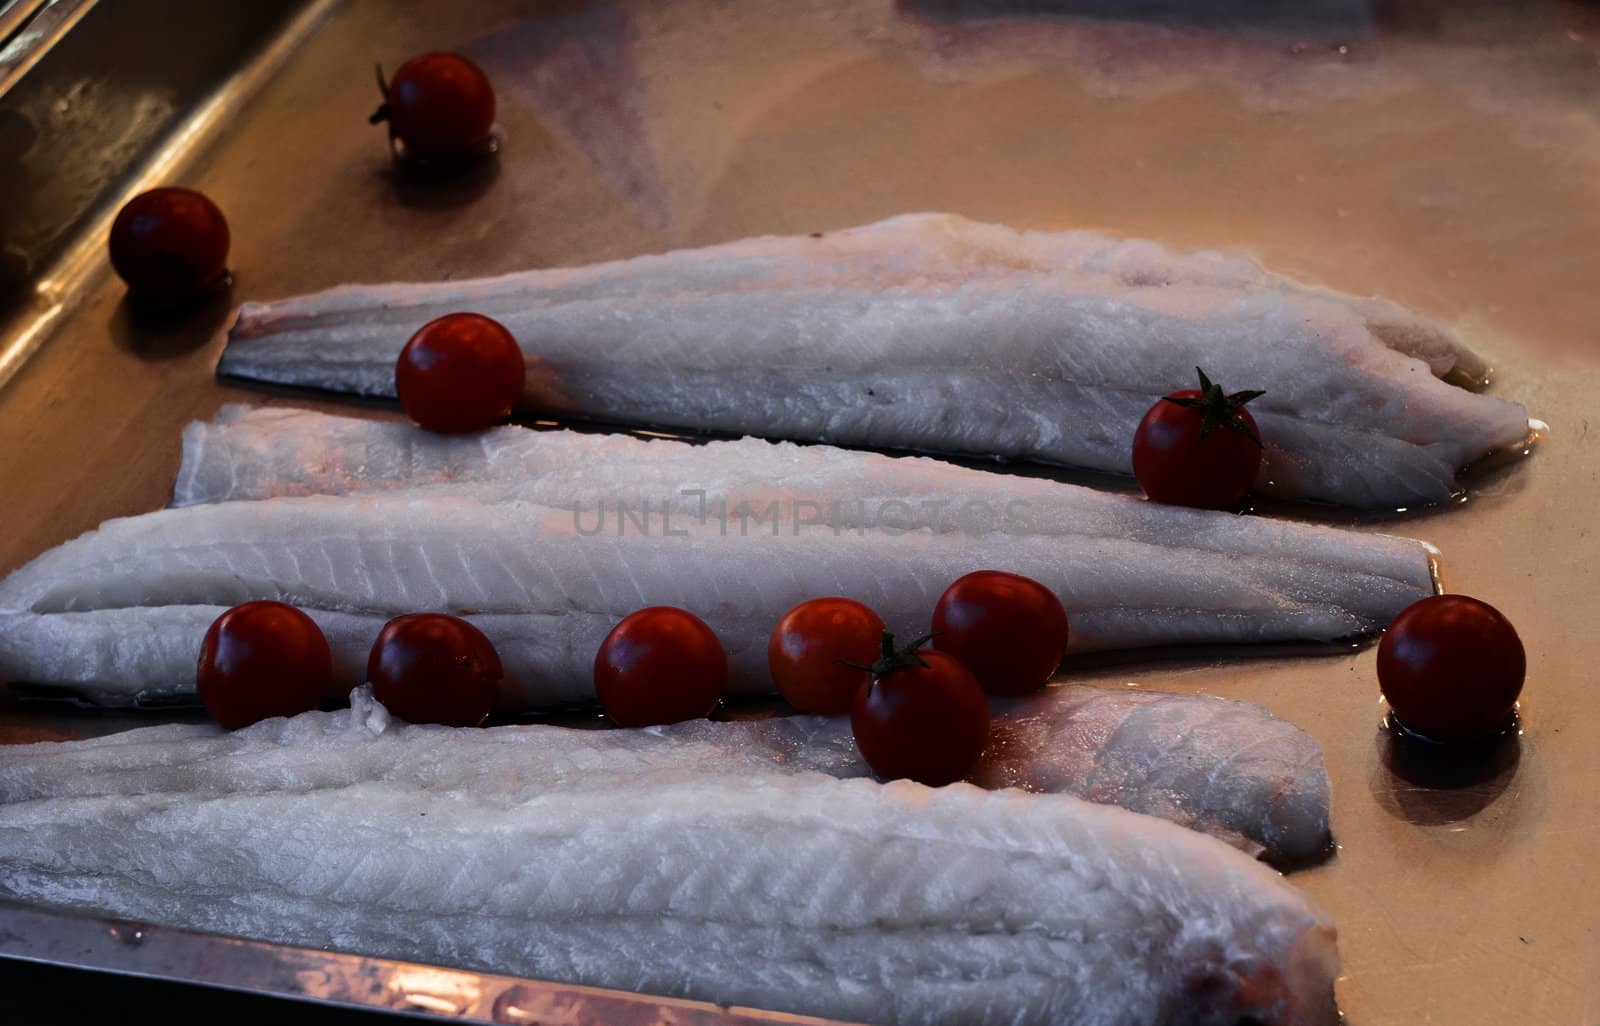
left=0, top=692, right=1340, bottom=1026
left=0, top=485, right=1434, bottom=708
left=217, top=213, right=1531, bottom=508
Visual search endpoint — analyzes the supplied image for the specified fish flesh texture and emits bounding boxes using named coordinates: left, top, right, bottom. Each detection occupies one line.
left=0, top=691, right=1340, bottom=1026
left=0, top=485, right=1434, bottom=708
left=0, top=669, right=1330, bottom=862
left=170, top=406, right=1438, bottom=582
left=0, top=682, right=1332, bottom=863
left=217, top=213, right=1531, bottom=508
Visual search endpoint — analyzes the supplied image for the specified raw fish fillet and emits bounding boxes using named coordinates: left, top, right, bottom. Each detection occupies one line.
left=0, top=488, right=1433, bottom=707
left=0, top=691, right=1340, bottom=1026
left=0, top=664, right=1330, bottom=861
left=217, top=213, right=1531, bottom=508
left=170, top=407, right=1437, bottom=587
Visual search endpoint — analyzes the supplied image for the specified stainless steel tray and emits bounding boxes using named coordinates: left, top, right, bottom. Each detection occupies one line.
left=1, top=1, right=1596, bottom=1023
left=0, top=900, right=834, bottom=1025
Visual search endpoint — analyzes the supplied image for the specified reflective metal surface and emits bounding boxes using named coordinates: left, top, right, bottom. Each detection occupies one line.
left=0, top=0, right=328, bottom=386
left=0, top=901, right=842, bottom=1026
left=0, top=2, right=1597, bottom=1023
left=0, top=0, right=95, bottom=94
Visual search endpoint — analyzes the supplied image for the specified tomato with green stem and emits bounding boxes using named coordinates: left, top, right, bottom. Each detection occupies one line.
left=848, top=632, right=990, bottom=787
left=1132, top=367, right=1265, bottom=511
left=371, top=53, right=496, bottom=162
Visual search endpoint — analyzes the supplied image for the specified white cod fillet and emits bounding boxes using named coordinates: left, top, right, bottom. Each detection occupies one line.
left=0, top=490, right=1434, bottom=709
left=0, top=677, right=1331, bottom=862
left=0, top=692, right=1340, bottom=1026
left=217, top=213, right=1531, bottom=508
left=170, top=407, right=1440, bottom=581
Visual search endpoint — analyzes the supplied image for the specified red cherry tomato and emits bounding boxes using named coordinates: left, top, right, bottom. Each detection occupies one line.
left=768, top=597, right=885, bottom=715
left=108, top=187, right=230, bottom=301
left=931, top=571, right=1069, bottom=696
left=594, top=607, right=727, bottom=727
left=395, top=313, right=525, bottom=434
left=1377, top=595, right=1525, bottom=743
left=197, top=601, right=330, bottom=730
left=368, top=613, right=502, bottom=727
left=851, top=638, right=991, bottom=787
left=1132, top=368, right=1264, bottom=511
left=372, top=53, right=496, bottom=161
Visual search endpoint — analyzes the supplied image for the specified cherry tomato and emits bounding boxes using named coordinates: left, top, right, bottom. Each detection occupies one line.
left=368, top=613, right=502, bottom=727
left=851, top=635, right=991, bottom=787
left=931, top=571, right=1069, bottom=696
left=1377, top=594, right=1525, bottom=743
left=768, top=597, right=885, bottom=714
left=371, top=53, right=496, bottom=162
left=395, top=312, right=525, bottom=433
left=197, top=601, right=330, bottom=730
left=108, top=187, right=230, bottom=301
left=594, top=607, right=727, bottom=727
left=1132, top=367, right=1265, bottom=511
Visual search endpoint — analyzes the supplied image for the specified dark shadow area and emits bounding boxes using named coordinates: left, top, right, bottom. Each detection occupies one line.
left=1267, top=834, right=1337, bottom=873
left=5, top=682, right=794, bottom=734
left=0, top=685, right=209, bottom=746
left=0, top=957, right=410, bottom=1026
left=212, top=373, right=405, bottom=412
left=378, top=138, right=504, bottom=212
left=4, top=683, right=202, bottom=713
left=1373, top=713, right=1522, bottom=825
left=108, top=278, right=238, bottom=360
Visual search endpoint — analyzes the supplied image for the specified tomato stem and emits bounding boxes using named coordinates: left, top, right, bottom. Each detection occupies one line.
left=1161, top=366, right=1265, bottom=447
left=369, top=63, right=392, bottom=126
left=835, top=631, right=938, bottom=680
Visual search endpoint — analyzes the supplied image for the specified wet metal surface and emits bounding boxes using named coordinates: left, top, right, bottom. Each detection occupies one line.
left=0, top=1, right=1598, bottom=1023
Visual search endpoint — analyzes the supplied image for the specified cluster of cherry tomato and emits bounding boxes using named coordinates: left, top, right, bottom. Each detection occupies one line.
left=197, top=604, right=503, bottom=730
left=131, top=49, right=1520, bottom=756
left=196, top=569, right=1071, bottom=787
left=109, top=53, right=496, bottom=306
left=781, top=571, right=1069, bottom=785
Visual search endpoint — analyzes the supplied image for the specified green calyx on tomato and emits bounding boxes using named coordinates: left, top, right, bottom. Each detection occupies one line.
left=1161, top=366, right=1265, bottom=447
left=836, top=630, right=938, bottom=682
